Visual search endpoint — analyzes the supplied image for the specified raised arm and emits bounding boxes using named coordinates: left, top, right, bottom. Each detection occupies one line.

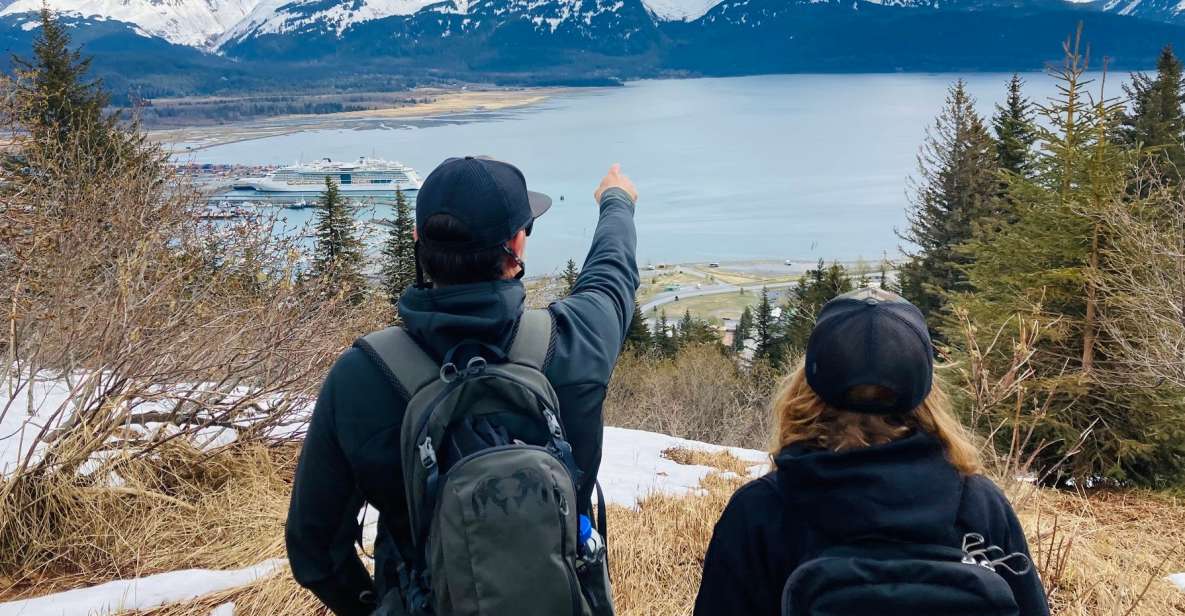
left=549, top=164, right=641, bottom=382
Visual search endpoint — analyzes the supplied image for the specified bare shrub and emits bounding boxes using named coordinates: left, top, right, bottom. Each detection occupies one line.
left=1095, top=167, right=1185, bottom=391
left=0, top=82, right=390, bottom=583
left=605, top=346, right=778, bottom=450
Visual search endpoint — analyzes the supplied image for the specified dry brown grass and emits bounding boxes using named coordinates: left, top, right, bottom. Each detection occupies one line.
left=0, top=440, right=1176, bottom=616
left=0, top=443, right=297, bottom=602
left=661, top=446, right=762, bottom=477
left=1015, top=486, right=1185, bottom=615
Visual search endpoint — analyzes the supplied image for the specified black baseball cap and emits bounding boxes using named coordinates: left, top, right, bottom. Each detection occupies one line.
left=415, top=156, right=552, bottom=250
left=804, top=287, right=934, bottom=415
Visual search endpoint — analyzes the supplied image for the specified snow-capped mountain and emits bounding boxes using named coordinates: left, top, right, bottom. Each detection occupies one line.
left=5, top=0, right=1184, bottom=54
left=215, top=0, right=439, bottom=47
left=2, top=0, right=1184, bottom=96
left=1097, top=0, right=1185, bottom=23
left=0, top=0, right=265, bottom=46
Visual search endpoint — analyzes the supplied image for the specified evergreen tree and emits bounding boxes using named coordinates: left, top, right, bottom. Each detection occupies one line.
left=7, top=7, right=144, bottom=179
left=956, top=33, right=1185, bottom=487
left=312, top=177, right=365, bottom=302
left=782, top=261, right=853, bottom=355
left=562, top=259, right=580, bottom=295
left=993, top=74, right=1038, bottom=179
left=1121, top=45, right=1185, bottom=185
left=11, top=7, right=108, bottom=144
left=753, top=287, right=784, bottom=365
left=380, top=187, right=416, bottom=307
left=653, top=310, right=679, bottom=357
left=898, top=80, right=1000, bottom=327
left=732, top=306, right=753, bottom=353
left=625, top=301, right=651, bottom=351
left=678, top=309, right=718, bottom=346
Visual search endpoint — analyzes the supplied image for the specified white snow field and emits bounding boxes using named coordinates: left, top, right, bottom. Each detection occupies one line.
left=0, top=418, right=765, bottom=615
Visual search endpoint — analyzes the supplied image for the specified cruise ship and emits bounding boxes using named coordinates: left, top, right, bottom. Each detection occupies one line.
left=215, top=157, right=421, bottom=206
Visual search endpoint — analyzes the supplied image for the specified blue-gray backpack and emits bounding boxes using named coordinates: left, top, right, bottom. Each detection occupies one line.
left=773, top=480, right=1031, bottom=616
left=357, top=310, right=611, bottom=616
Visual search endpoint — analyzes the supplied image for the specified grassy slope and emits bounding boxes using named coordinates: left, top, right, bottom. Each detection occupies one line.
left=93, top=447, right=1185, bottom=616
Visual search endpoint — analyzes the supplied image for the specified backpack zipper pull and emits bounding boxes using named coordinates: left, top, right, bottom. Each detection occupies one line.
left=419, top=436, right=437, bottom=469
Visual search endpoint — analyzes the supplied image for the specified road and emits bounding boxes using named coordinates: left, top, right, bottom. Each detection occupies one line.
left=640, top=278, right=798, bottom=314
left=638, top=265, right=900, bottom=315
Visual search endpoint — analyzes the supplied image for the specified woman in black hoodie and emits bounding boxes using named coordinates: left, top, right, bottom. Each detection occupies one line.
left=694, top=288, right=1049, bottom=616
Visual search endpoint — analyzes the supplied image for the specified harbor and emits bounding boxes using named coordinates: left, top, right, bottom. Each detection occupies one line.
left=179, top=157, right=421, bottom=210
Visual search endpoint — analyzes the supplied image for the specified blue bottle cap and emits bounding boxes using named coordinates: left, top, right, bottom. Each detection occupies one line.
left=578, top=514, right=592, bottom=543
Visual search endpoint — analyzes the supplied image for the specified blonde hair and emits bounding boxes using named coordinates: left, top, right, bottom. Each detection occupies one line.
left=769, top=363, right=981, bottom=475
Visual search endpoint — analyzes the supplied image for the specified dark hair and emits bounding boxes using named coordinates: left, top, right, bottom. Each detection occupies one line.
left=419, top=213, right=510, bottom=286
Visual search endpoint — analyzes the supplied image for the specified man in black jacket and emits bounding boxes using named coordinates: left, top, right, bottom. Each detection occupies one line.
left=285, top=157, right=639, bottom=615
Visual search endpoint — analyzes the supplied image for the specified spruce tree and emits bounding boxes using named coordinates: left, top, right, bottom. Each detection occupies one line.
left=11, top=7, right=108, bottom=143
left=562, top=259, right=580, bottom=295
left=993, top=74, right=1038, bottom=179
left=678, top=309, right=717, bottom=346
left=653, top=310, right=679, bottom=357
left=625, top=301, right=651, bottom=351
left=312, top=177, right=365, bottom=302
left=7, top=7, right=143, bottom=180
left=380, top=187, right=416, bottom=307
left=898, top=80, right=1000, bottom=327
left=753, top=287, right=784, bottom=365
left=782, top=261, right=853, bottom=355
left=733, top=306, right=753, bottom=353
left=956, top=32, right=1185, bottom=487
left=1121, top=45, right=1185, bottom=185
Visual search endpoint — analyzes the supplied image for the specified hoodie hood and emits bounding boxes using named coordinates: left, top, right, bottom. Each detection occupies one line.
left=397, top=280, right=526, bottom=361
left=774, top=431, right=964, bottom=547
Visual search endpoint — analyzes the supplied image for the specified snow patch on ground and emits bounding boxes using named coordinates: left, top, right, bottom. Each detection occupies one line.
left=598, top=426, right=767, bottom=507
left=0, top=561, right=284, bottom=616
left=1168, top=572, right=1185, bottom=591
left=0, top=376, right=76, bottom=477
left=0, top=414, right=763, bottom=613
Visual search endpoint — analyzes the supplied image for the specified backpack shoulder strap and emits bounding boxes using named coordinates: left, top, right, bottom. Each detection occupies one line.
left=507, top=309, right=554, bottom=371
left=354, top=326, right=440, bottom=401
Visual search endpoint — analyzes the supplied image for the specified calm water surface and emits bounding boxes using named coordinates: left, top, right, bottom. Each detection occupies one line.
left=180, top=73, right=1102, bottom=274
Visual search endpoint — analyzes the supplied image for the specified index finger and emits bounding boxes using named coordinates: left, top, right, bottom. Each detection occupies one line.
left=609, top=163, right=621, bottom=175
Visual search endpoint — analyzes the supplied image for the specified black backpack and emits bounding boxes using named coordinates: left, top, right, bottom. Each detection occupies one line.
left=357, top=310, right=614, bottom=616
left=770, top=478, right=1031, bottom=616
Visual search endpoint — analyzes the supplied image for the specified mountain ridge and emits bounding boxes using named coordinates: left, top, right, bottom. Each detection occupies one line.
left=3, top=0, right=1185, bottom=100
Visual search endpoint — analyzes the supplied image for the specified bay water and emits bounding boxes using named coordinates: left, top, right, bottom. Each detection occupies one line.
left=180, top=73, right=1106, bottom=274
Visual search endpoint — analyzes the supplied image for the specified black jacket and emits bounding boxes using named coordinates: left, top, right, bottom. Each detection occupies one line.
left=694, top=432, right=1050, bottom=616
left=286, top=188, right=639, bottom=616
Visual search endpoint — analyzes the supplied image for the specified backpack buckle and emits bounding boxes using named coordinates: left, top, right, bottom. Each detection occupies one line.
left=419, top=437, right=437, bottom=469
left=544, top=410, right=563, bottom=439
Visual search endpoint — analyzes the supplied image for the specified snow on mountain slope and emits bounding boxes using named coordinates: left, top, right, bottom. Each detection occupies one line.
left=1098, top=0, right=1185, bottom=22
left=642, top=0, right=720, bottom=21
left=0, top=0, right=264, bottom=47
left=217, top=0, right=439, bottom=46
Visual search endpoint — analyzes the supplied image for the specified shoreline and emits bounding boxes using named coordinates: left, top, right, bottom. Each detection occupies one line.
left=153, top=87, right=571, bottom=154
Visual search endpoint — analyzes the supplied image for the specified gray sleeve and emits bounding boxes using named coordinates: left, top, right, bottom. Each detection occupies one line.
left=548, top=187, right=640, bottom=384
